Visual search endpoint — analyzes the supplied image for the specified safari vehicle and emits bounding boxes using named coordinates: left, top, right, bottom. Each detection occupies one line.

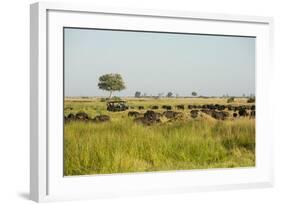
left=106, top=100, right=129, bottom=112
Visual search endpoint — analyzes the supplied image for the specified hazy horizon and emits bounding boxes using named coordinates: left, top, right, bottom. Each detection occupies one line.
left=64, top=28, right=255, bottom=98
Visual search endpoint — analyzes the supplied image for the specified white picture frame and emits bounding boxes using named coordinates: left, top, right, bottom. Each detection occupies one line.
left=30, top=2, right=274, bottom=202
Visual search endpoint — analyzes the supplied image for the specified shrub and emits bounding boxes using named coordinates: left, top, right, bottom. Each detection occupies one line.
left=247, top=98, right=255, bottom=103
left=227, top=97, right=235, bottom=103
left=111, top=96, right=122, bottom=101
left=135, top=91, right=141, bottom=98
left=100, top=98, right=108, bottom=102
left=100, top=96, right=122, bottom=102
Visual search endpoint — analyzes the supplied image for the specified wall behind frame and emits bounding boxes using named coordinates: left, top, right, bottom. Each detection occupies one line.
left=0, top=0, right=280, bottom=205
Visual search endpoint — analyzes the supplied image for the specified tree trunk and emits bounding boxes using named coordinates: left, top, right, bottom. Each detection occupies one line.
left=109, top=91, right=113, bottom=99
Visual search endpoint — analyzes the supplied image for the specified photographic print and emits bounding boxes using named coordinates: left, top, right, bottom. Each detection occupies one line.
left=63, top=28, right=255, bottom=176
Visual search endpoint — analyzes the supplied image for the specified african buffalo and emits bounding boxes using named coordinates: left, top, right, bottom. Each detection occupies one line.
left=250, top=110, right=255, bottom=118
left=227, top=105, right=234, bottom=111
left=93, top=115, right=110, bottom=122
left=211, top=111, right=228, bottom=120
left=144, top=110, right=161, bottom=121
left=134, top=110, right=161, bottom=125
left=238, top=108, right=248, bottom=117
left=190, top=110, right=199, bottom=118
left=75, top=112, right=89, bottom=120
left=67, top=113, right=75, bottom=120
left=200, top=109, right=213, bottom=115
left=128, top=111, right=141, bottom=118
left=176, top=104, right=184, bottom=110
left=217, top=105, right=225, bottom=111
left=162, top=105, right=172, bottom=110
left=163, top=111, right=183, bottom=120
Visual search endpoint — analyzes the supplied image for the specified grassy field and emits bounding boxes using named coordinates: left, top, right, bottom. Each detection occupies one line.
left=64, top=97, right=255, bottom=176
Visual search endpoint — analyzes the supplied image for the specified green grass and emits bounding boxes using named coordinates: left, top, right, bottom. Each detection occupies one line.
left=64, top=115, right=255, bottom=176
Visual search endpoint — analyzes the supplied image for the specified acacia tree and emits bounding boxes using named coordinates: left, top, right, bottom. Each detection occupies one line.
left=135, top=91, right=141, bottom=98
left=191, top=91, right=197, bottom=97
left=98, top=73, right=126, bottom=98
left=167, top=92, right=173, bottom=98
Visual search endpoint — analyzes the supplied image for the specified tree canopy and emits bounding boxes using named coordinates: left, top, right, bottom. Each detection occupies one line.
left=135, top=91, right=141, bottom=98
left=191, top=91, right=197, bottom=97
left=167, top=92, right=173, bottom=98
left=98, top=73, right=126, bottom=98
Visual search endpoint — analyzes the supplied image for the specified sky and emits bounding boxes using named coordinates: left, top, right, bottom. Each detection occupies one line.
left=64, top=28, right=255, bottom=97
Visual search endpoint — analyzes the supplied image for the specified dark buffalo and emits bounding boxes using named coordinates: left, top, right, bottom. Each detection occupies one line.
left=207, top=104, right=216, bottom=110
left=67, top=113, right=75, bottom=120
left=144, top=110, right=161, bottom=122
left=151, top=105, right=159, bottom=109
left=247, top=98, right=255, bottom=103
left=217, top=105, right=225, bottom=111
left=200, top=109, right=213, bottom=115
left=162, top=105, right=172, bottom=110
left=190, top=110, right=199, bottom=118
left=64, top=115, right=68, bottom=123
left=211, top=111, right=228, bottom=120
left=188, top=105, right=198, bottom=109
left=93, top=115, right=110, bottom=122
left=128, top=111, right=141, bottom=118
left=138, top=106, right=144, bottom=110
left=163, top=110, right=176, bottom=119
left=75, top=111, right=89, bottom=120
left=135, top=110, right=161, bottom=125
left=202, top=104, right=207, bottom=109
left=245, top=105, right=251, bottom=110
left=188, top=105, right=193, bottom=109
left=163, top=111, right=183, bottom=120
left=238, top=108, right=248, bottom=117
left=250, top=110, right=255, bottom=118
left=233, top=112, right=238, bottom=118
left=227, top=105, right=234, bottom=111
left=176, top=104, right=184, bottom=110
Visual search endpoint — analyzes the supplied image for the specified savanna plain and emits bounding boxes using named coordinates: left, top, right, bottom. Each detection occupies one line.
left=64, top=97, right=255, bottom=176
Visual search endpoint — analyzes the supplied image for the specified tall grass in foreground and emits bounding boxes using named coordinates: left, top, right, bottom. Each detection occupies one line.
left=64, top=119, right=255, bottom=176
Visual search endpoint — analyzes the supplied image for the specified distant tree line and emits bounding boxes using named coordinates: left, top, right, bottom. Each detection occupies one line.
left=96, top=73, right=254, bottom=100
left=134, top=91, right=199, bottom=98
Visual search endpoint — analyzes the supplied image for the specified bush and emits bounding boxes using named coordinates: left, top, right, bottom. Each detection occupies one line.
left=100, top=98, right=108, bottom=102
left=100, top=96, right=122, bottom=102
left=247, top=98, right=255, bottom=103
left=111, top=96, right=122, bottom=101
left=227, top=97, right=235, bottom=103
left=135, top=91, right=141, bottom=98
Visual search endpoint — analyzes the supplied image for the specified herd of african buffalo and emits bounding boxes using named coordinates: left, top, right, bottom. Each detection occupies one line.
left=64, top=103, right=255, bottom=125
